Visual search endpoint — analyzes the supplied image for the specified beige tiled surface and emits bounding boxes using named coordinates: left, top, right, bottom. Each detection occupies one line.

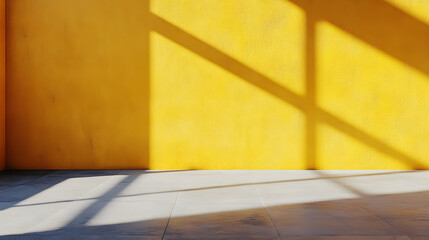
left=0, top=170, right=428, bottom=239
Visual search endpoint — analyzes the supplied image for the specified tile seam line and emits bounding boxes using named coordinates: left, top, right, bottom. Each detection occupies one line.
left=161, top=191, right=179, bottom=240
left=316, top=170, right=415, bottom=240
left=254, top=184, right=284, bottom=240
left=360, top=204, right=416, bottom=240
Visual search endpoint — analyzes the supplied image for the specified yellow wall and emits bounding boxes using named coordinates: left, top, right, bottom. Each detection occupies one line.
left=5, top=0, right=429, bottom=169
left=0, top=0, right=4, bottom=171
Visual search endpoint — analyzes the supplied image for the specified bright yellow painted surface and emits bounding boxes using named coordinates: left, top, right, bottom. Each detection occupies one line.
left=0, top=0, right=4, bottom=170
left=5, top=0, right=429, bottom=169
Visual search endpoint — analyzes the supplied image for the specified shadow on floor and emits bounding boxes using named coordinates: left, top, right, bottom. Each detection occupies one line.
left=1, top=190, right=428, bottom=239
left=0, top=170, right=428, bottom=239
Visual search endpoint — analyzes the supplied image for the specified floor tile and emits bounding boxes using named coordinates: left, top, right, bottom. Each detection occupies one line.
left=166, top=202, right=279, bottom=239
left=257, top=178, right=358, bottom=206
left=360, top=192, right=429, bottom=221
left=284, top=236, right=412, bottom=240
left=267, top=201, right=402, bottom=237
left=386, top=219, right=429, bottom=237
left=1, top=170, right=428, bottom=239
left=176, top=185, right=260, bottom=204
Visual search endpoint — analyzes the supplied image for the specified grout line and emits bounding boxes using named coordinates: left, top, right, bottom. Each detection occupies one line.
left=161, top=191, right=179, bottom=240
left=315, top=170, right=415, bottom=240
left=360, top=204, right=415, bottom=240
left=255, top=185, right=283, bottom=240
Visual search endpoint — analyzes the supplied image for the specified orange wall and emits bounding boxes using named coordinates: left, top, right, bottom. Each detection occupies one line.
left=0, top=0, right=4, bottom=171
left=6, top=0, right=150, bottom=169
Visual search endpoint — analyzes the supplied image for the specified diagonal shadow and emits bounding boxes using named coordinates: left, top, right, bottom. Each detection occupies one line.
left=149, top=14, right=426, bottom=170
left=2, top=177, right=428, bottom=238
left=290, top=0, right=429, bottom=77
left=63, top=174, right=138, bottom=227
left=0, top=170, right=66, bottom=211
left=9, top=170, right=415, bottom=209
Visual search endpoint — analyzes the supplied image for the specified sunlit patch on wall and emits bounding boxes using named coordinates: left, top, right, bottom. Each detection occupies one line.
left=317, top=122, right=411, bottom=170
left=316, top=21, right=429, bottom=168
left=151, top=0, right=306, bottom=96
left=150, top=32, right=305, bottom=169
left=385, top=0, right=429, bottom=25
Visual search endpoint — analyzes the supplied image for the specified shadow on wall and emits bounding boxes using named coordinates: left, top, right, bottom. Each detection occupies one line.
left=5, top=0, right=429, bottom=169
left=148, top=0, right=429, bottom=169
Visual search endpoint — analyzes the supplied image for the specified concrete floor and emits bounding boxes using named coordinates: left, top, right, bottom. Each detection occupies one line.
left=0, top=170, right=429, bottom=239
